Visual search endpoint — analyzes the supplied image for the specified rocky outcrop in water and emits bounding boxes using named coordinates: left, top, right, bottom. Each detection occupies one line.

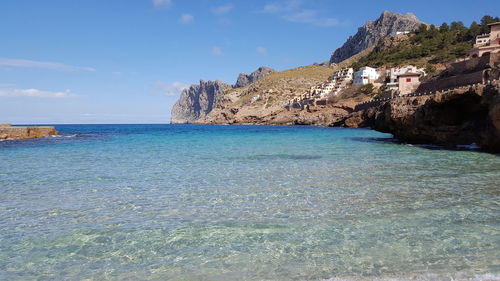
left=335, top=83, right=500, bottom=152
left=329, top=11, right=422, bottom=64
left=170, top=80, right=232, bottom=124
left=171, top=66, right=276, bottom=124
left=0, top=124, right=59, bottom=140
left=234, top=67, right=276, bottom=88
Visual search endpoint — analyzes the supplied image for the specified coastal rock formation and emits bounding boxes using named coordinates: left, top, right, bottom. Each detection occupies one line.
left=234, top=66, right=276, bottom=88
left=170, top=80, right=232, bottom=124
left=329, top=11, right=422, bottom=64
left=197, top=66, right=350, bottom=125
left=336, top=84, right=500, bottom=152
left=0, top=124, right=59, bottom=140
left=171, top=66, right=275, bottom=124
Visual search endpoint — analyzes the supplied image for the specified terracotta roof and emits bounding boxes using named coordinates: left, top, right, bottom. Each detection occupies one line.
left=397, top=72, right=421, bottom=77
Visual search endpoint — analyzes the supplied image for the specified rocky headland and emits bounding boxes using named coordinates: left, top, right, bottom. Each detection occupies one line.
left=0, top=124, right=59, bottom=140
left=169, top=11, right=500, bottom=151
left=170, top=80, right=232, bottom=124
left=197, top=65, right=354, bottom=125
left=171, top=66, right=276, bottom=124
left=173, top=11, right=425, bottom=126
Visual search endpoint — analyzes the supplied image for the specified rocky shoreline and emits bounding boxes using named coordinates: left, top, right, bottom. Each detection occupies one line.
left=0, top=124, right=59, bottom=140
left=334, top=82, right=500, bottom=152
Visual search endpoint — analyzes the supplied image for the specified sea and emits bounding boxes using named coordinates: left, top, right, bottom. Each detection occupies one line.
left=0, top=124, right=499, bottom=281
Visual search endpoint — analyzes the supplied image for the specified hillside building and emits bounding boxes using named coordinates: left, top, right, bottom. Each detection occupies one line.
left=386, top=65, right=426, bottom=91
left=332, top=68, right=354, bottom=80
left=390, top=31, right=411, bottom=36
left=474, top=34, right=490, bottom=47
left=316, top=68, right=354, bottom=98
left=470, top=22, right=500, bottom=57
left=398, top=72, right=421, bottom=95
left=353, top=67, right=380, bottom=85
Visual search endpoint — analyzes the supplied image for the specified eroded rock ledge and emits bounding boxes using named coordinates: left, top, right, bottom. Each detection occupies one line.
left=334, top=83, right=500, bottom=152
left=0, top=124, right=59, bottom=140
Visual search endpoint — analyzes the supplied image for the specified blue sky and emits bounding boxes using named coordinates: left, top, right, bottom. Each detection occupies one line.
left=1, top=0, right=499, bottom=124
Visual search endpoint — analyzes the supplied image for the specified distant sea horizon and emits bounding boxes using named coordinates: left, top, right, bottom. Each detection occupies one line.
left=1, top=124, right=499, bottom=281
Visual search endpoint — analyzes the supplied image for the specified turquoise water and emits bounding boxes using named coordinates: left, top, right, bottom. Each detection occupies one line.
left=0, top=125, right=499, bottom=281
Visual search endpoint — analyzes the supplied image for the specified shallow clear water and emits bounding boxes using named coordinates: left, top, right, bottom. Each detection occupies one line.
left=0, top=125, right=499, bottom=281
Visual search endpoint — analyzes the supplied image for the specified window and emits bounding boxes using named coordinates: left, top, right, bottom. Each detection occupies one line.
left=406, top=78, right=412, bottom=82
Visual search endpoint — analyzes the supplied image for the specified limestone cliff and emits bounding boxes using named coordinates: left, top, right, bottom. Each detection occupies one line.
left=198, top=66, right=372, bottom=125
left=170, top=66, right=275, bottom=124
left=170, top=80, right=232, bottom=124
left=234, top=67, right=276, bottom=88
left=329, top=11, right=422, bottom=64
left=336, top=83, right=500, bottom=152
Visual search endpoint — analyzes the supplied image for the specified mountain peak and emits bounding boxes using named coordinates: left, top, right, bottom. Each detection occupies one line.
left=234, top=66, right=276, bottom=88
left=329, top=11, right=422, bottom=64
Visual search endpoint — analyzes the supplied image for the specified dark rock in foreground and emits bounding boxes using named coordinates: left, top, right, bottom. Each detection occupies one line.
left=335, top=83, right=500, bottom=152
left=0, top=124, right=59, bottom=140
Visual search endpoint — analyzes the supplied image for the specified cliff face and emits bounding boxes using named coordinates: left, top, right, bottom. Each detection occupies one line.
left=170, top=80, right=232, bottom=124
left=170, top=66, right=275, bottom=124
left=337, top=84, right=500, bottom=152
left=329, top=11, right=422, bottom=64
left=234, top=67, right=276, bottom=88
left=197, top=65, right=348, bottom=125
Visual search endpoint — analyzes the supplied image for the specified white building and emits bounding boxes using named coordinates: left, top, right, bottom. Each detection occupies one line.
left=474, top=34, right=490, bottom=48
left=390, top=31, right=411, bottom=36
left=332, top=68, right=354, bottom=81
left=318, top=81, right=336, bottom=97
left=353, top=67, right=380, bottom=85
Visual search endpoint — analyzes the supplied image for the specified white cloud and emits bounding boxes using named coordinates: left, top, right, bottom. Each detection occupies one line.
left=211, top=4, right=234, bottom=15
left=262, top=0, right=301, bottom=13
left=261, top=0, right=339, bottom=27
left=0, top=88, right=78, bottom=98
left=283, top=10, right=339, bottom=27
left=211, top=46, right=224, bottom=56
left=256, top=47, right=268, bottom=55
left=153, top=0, right=171, bottom=7
left=0, top=58, right=95, bottom=72
left=179, top=13, right=194, bottom=24
left=153, top=81, right=189, bottom=97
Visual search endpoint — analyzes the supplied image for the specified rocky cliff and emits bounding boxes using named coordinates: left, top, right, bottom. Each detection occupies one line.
left=336, top=83, right=500, bottom=152
left=170, top=80, right=232, bottom=124
left=171, top=66, right=275, bottom=124
left=197, top=65, right=377, bottom=125
left=234, top=66, right=276, bottom=88
left=0, top=124, right=59, bottom=140
left=329, top=11, right=422, bottom=64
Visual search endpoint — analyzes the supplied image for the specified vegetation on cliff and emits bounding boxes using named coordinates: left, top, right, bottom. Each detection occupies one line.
left=351, top=15, right=500, bottom=69
left=330, top=11, right=422, bottom=63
